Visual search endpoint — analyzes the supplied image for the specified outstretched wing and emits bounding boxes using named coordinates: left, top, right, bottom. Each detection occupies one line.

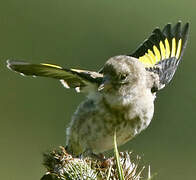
left=130, top=21, right=189, bottom=88
left=7, top=60, right=103, bottom=93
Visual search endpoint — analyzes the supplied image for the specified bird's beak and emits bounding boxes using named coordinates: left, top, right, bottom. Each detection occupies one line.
left=98, top=77, right=112, bottom=91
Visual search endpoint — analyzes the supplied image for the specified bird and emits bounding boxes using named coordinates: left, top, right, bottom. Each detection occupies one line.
left=7, top=21, right=189, bottom=156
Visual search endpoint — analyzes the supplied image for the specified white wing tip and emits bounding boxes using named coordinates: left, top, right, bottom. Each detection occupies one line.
left=60, top=80, right=70, bottom=89
left=75, top=87, right=80, bottom=93
left=6, top=60, right=12, bottom=70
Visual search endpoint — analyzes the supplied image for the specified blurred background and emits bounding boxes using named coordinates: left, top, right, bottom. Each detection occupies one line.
left=1, top=0, right=195, bottom=179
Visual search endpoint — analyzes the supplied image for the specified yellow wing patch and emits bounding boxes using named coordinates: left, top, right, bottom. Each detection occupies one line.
left=138, top=38, right=182, bottom=67
left=41, top=63, right=62, bottom=69
left=176, top=39, right=182, bottom=59
left=70, top=68, right=88, bottom=73
left=165, top=39, right=170, bottom=58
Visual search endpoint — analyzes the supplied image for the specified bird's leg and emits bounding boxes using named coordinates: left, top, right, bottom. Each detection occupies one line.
left=80, top=148, right=104, bottom=160
left=82, top=149, right=112, bottom=168
left=90, top=152, right=106, bottom=161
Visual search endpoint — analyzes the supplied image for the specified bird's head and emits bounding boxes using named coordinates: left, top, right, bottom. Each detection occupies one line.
left=99, top=55, right=148, bottom=94
left=97, top=55, right=159, bottom=107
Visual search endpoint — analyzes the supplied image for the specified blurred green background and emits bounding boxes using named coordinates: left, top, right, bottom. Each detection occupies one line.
left=1, top=0, right=195, bottom=179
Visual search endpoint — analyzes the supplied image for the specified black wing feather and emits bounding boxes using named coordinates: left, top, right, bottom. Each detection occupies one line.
left=180, top=22, right=189, bottom=60
left=130, top=21, right=189, bottom=88
left=7, top=60, right=103, bottom=91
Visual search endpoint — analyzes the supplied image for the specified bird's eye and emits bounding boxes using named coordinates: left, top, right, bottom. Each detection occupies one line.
left=119, top=74, right=128, bottom=81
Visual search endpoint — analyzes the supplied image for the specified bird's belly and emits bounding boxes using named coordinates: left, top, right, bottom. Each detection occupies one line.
left=67, top=97, right=154, bottom=155
left=89, top=115, right=146, bottom=154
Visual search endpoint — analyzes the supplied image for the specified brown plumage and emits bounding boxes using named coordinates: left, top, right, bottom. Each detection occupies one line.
left=7, top=22, right=189, bottom=156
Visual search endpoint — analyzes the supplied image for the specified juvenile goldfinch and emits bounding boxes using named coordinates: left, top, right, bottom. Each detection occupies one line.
left=7, top=21, right=189, bottom=156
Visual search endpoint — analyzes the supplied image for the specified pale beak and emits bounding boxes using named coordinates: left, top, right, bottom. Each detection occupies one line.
left=98, top=77, right=112, bottom=91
